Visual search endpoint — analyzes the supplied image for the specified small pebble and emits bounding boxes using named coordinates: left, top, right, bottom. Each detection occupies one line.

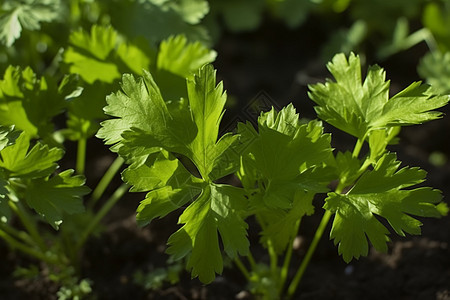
left=344, top=265, right=354, bottom=275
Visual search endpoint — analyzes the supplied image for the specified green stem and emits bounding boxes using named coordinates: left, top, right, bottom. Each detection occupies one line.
left=9, top=201, right=47, bottom=251
left=76, top=138, right=87, bottom=175
left=285, top=182, right=346, bottom=298
left=279, top=219, right=300, bottom=294
left=89, top=156, right=125, bottom=209
left=352, top=138, right=364, bottom=158
left=0, top=222, right=35, bottom=246
left=256, top=213, right=278, bottom=275
left=286, top=210, right=332, bottom=298
left=234, top=257, right=251, bottom=280
left=75, top=183, right=128, bottom=252
left=0, top=229, right=57, bottom=265
left=247, top=251, right=256, bottom=270
left=267, top=239, right=278, bottom=275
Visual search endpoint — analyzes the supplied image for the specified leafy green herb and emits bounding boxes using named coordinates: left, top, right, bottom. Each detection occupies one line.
left=25, top=169, right=89, bottom=229
left=418, top=50, right=450, bottom=94
left=0, top=132, right=89, bottom=228
left=157, top=34, right=217, bottom=79
left=99, top=64, right=248, bottom=283
left=325, top=153, right=445, bottom=262
left=309, top=53, right=449, bottom=141
left=237, top=105, right=333, bottom=251
left=98, top=52, right=448, bottom=298
left=0, top=65, right=78, bottom=141
left=64, top=25, right=151, bottom=84
left=0, top=0, right=61, bottom=46
left=63, top=25, right=216, bottom=142
left=0, top=132, right=63, bottom=179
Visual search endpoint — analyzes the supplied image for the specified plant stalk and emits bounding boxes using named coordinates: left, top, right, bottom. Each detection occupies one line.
left=9, top=201, right=47, bottom=251
left=76, top=137, right=87, bottom=175
left=89, top=156, right=125, bottom=209
left=352, top=138, right=364, bottom=158
left=0, top=222, right=35, bottom=246
left=234, top=257, right=251, bottom=280
left=267, top=239, right=278, bottom=275
left=0, top=229, right=57, bottom=265
left=247, top=251, right=256, bottom=269
left=286, top=210, right=332, bottom=298
left=279, top=219, right=300, bottom=294
left=75, top=183, right=129, bottom=252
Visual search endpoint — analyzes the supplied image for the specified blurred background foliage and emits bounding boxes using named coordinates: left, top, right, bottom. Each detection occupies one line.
left=1, top=0, right=450, bottom=93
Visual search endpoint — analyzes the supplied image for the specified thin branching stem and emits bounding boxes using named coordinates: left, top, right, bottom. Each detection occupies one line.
left=352, top=138, right=364, bottom=158
left=76, top=137, right=87, bottom=175
left=9, top=201, right=47, bottom=251
left=0, top=222, right=34, bottom=246
left=247, top=251, right=256, bottom=269
left=0, top=229, right=57, bottom=265
left=89, top=156, right=125, bottom=209
left=234, top=257, right=251, bottom=280
left=267, top=239, right=278, bottom=275
left=286, top=210, right=332, bottom=299
left=75, top=183, right=128, bottom=252
left=279, top=219, right=300, bottom=294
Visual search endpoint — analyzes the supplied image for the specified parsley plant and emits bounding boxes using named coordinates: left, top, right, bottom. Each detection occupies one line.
left=99, top=52, right=449, bottom=299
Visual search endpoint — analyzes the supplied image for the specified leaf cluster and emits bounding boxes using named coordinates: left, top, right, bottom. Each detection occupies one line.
left=0, top=126, right=89, bottom=229
left=98, top=53, right=448, bottom=286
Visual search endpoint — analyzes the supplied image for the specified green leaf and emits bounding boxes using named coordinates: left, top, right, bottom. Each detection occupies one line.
left=324, top=153, right=445, bottom=263
left=127, top=151, right=203, bottom=226
left=418, top=51, right=450, bottom=94
left=167, top=183, right=248, bottom=283
left=321, top=20, right=367, bottom=61
left=268, top=0, right=316, bottom=28
left=63, top=113, right=100, bottom=141
left=0, top=133, right=63, bottom=179
left=333, top=151, right=363, bottom=187
left=66, top=82, right=110, bottom=127
left=211, top=0, right=265, bottom=32
left=0, top=0, right=60, bottom=46
left=123, top=151, right=190, bottom=192
left=99, top=64, right=239, bottom=180
left=236, top=104, right=333, bottom=252
left=373, top=82, right=449, bottom=127
left=0, top=125, right=20, bottom=152
left=260, top=190, right=314, bottom=253
left=97, top=69, right=182, bottom=154
left=422, top=3, right=450, bottom=52
left=157, top=35, right=216, bottom=79
left=0, top=66, right=78, bottom=139
left=64, top=25, right=121, bottom=84
left=107, top=0, right=211, bottom=45
left=64, top=25, right=153, bottom=84
left=239, top=105, right=333, bottom=209
left=185, top=64, right=237, bottom=179
left=367, top=127, right=400, bottom=162
left=117, top=38, right=153, bottom=75
left=101, top=64, right=248, bottom=283
left=165, top=0, right=209, bottom=25
left=25, top=169, right=90, bottom=229
left=349, top=0, right=422, bottom=37
left=309, top=53, right=449, bottom=140
left=0, top=125, right=17, bottom=221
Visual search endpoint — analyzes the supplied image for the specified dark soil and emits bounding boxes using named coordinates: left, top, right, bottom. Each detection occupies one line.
left=1, top=15, right=450, bottom=300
